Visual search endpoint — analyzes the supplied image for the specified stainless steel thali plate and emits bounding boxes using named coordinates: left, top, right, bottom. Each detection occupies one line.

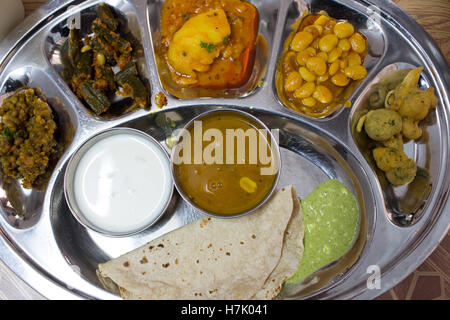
left=0, top=0, right=448, bottom=300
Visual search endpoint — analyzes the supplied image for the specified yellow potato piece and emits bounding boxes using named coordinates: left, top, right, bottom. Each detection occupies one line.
left=240, top=177, right=257, bottom=193
left=168, top=9, right=231, bottom=79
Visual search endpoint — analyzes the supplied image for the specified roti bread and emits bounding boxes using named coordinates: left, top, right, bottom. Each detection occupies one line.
left=97, top=186, right=304, bottom=300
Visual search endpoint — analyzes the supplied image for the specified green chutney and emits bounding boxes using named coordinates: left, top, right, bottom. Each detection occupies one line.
left=287, top=179, right=360, bottom=284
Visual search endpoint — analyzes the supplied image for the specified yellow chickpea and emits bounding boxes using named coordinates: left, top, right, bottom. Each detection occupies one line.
left=304, top=25, right=323, bottom=38
left=96, top=52, right=106, bottom=66
left=314, top=15, right=330, bottom=26
left=338, top=39, right=351, bottom=51
left=291, top=31, right=314, bottom=52
left=302, top=97, right=318, bottom=107
left=313, top=25, right=324, bottom=35
left=331, top=72, right=350, bottom=87
left=344, top=65, right=367, bottom=80
left=305, top=47, right=317, bottom=55
left=323, top=20, right=337, bottom=35
left=317, top=51, right=328, bottom=61
left=333, top=21, right=355, bottom=39
left=299, top=67, right=317, bottom=82
left=317, top=74, right=329, bottom=83
left=328, top=60, right=340, bottom=76
left=294, top=82, right=316, bottom=99
left=284, top=71, right=303, bottom=92
left=296, top=50, right=315, bottom=66
left=284, top=51, right=297, bottom=66
left=340, top=58, right=348, bottom=69
left=347, top=52, right=362, bottom=66
left=327, top=47, right=343, bottom=63
left=311, top=39, right=320, bottom=50
left=319, top=34, right=338, bottom=53
left=350, top=33, right=366, bottom=53
left=306, top=57, right=327, bottom=76
left=313, top=85, right=333, bottom=104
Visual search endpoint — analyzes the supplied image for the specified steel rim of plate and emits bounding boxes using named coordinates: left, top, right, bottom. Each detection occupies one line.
left=0, top=0, right=448, bottom=300
left=169, top=107, right=282, bottom=219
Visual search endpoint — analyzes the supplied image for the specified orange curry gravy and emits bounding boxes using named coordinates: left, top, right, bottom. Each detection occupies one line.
left=160, top=0, right=259, bottom=89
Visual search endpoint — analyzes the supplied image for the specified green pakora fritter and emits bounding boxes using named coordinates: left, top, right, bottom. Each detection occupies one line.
left=356, top=67, right=438, bottom=187
left=364, top=109, right=402, bottom=142
left=385, top=158, right=417, bottom=186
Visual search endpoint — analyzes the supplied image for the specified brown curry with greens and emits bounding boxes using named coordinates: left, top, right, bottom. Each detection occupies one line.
left=0, top=89, right=57, bottom=189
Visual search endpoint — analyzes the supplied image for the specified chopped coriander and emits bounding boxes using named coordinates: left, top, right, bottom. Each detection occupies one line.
left=200, top=41, right=217, bottom=53
left=389, top=120, right=396, bottom=126
left=222, top=35, right=229, bottom=45
left=2, top=127, right=19, bottom=140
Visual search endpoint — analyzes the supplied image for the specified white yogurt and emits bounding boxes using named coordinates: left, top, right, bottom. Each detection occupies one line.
left=73, top=132, right=172, bottom=234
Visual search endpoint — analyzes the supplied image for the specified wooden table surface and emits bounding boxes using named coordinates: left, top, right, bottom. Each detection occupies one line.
left=3, top=0, right=448, bottom=300
left=22, top=0, right=450, bottom=64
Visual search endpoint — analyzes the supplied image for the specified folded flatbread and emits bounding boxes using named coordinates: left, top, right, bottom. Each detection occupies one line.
left=97, top=186, right=304, bottom=300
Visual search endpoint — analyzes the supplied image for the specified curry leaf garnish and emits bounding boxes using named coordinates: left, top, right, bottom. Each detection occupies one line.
left=200, top=41, right=217, bottom=53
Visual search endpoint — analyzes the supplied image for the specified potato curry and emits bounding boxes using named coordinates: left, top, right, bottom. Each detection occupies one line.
left=160, top=0, right=259, bottom=89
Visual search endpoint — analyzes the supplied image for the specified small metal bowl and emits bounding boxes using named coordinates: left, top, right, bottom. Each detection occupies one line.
left=64, top=127, right=174, bottom=237
left=170, top=108, right=281, bottom=219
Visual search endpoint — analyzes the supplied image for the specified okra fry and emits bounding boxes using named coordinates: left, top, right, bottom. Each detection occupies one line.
left=60, top=40, right=75, bottom=82
left=81, top=82, right=111, bottom=115
left=76, top=51, right=93, bottom=77
left=115, top=61, right=138, bottom=83
left=97, top=3, right=119, bottom=31
left=118, top=74, right=149, bottom=108
left=68, top=28, right=81, bottom=67
left=94, top=63, right=116, bottom=92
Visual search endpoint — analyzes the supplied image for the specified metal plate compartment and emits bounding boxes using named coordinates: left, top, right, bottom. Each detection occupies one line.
left=0, top=0, right=448, bottom=300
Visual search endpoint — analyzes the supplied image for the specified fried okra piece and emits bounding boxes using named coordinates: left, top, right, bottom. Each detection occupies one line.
left=81, top=82, right=111, bottom=115
left=96, top=2, right=119, bottom=31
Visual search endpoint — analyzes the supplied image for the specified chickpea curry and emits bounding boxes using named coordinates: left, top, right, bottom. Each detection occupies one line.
left=160, top=0, right=259, bottom=90
left=276, top=12, right=368, bottom=118
left=0, top=89, right=58, bottom=189
left=356, top=67, right=438, bottom=186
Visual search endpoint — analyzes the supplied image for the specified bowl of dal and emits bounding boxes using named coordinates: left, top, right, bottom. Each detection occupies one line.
left=170, top=108, right=281, bottom=218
